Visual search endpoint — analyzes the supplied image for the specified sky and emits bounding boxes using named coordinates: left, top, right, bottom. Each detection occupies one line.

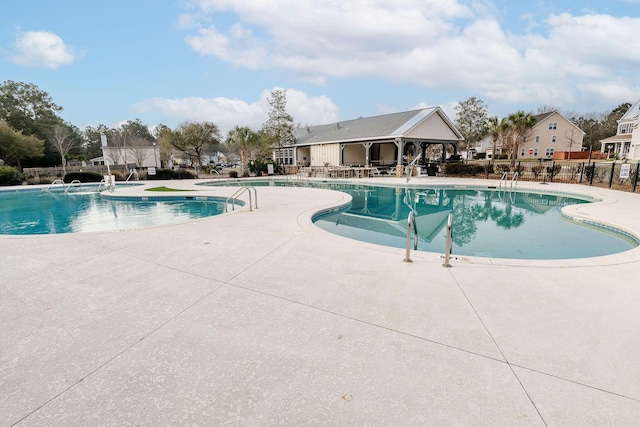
left=1, top=0, right=639, bottom=136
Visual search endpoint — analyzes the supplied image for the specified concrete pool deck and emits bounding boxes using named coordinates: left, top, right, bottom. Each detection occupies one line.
left=2, top=177, right=640, bottom=425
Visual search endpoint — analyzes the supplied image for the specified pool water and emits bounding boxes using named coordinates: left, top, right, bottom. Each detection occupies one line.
left=204, top=180, right=637, bottom=260
left=0, top=190, right=226, bottom=234
left=312, top=185, right=637, bottom=259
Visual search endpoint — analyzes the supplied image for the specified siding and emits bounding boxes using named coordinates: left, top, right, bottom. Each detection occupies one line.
left=310, top=144, right=340, bottom=166
left=406, top=113, right=459, bottom=140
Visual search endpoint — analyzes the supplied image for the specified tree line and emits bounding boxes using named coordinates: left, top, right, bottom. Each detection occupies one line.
left=454, top=96, right=631, bottom=164
left=0, top=80, right=296, bottom=177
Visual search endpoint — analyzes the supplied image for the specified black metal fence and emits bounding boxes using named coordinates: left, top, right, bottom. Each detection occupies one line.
left=445, top=161, right=640, bottom=193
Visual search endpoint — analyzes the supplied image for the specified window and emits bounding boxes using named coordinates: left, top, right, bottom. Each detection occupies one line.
left=535, top=135, right=540, bottom=143
left=274, top=148, right=293, bottom=165
left=548, top=122, right=557, bottom=130
left=545, top=147, right=554, bottom=157
left=552, top=135, right=557, bottom=143
left=620, top=123, right=628, bottom=134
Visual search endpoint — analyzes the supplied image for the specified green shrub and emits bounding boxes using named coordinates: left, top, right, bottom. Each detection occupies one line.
left=444, top=163, right=484, bottom=175
left=249, top=159, right=282, bottom=175
left=0, top=166, right=23, bottom=186
left=546, top=164, right=561, bottom=179
left=146, top=168, right=195, bottom=180
left=63, top=171, right=103, bottom=183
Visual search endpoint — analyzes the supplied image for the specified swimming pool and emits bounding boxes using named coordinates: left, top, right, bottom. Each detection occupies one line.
left=0, top=188, right=228, bottom=235
left=204, top=179, right=638, bottom=259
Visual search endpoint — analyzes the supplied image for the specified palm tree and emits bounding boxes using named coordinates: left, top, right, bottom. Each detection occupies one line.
left=487, top=116, right=511, bottom=165
left=226, top=126, right=260, bottom=177
left=508, top=111, right=536, bottom=168
left=487, top=116, right=500, bottom=165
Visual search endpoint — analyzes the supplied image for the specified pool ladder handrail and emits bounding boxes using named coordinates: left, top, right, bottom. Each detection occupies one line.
left=403, top=210, right=419, bottom=263
left=125, top=169, right=138, bottom=183
left=225, top=186, right=258, bottom=212
left=442, top=213, right=453, bottom=268
left=45, top=179, right=65, bottom=191
left=64, top=179, right=82, bottom=193
left=405, top=153, right=423, bottom=183
left=498, top=171, right=519, bottom=189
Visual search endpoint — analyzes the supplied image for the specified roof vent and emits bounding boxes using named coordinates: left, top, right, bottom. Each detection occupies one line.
left=336, top=123, right=340, bottom=129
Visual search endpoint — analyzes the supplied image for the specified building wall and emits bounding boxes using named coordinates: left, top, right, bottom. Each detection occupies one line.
left=379, top=143, right=397, bottom=165
left=520, top=114, right=583, bottom=159
left=628, top=130, right=640, bottom=160
left=342, top=145, right=365, bottom=165
left=310, top=144, right=340, bottom=166
left=101, top=147, right=160, bottom=168
left=406, top=113, right=459, bottom=140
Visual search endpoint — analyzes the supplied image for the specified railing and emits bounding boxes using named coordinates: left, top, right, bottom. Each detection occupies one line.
left=64, top=179, right=82, bottom=193
left=498, top=171, right=508, bottom=188
left=405, top=153, right=423, bottom=183
left=125, top=169, right=138, bottom=183
left=498, top=170, right=518, bottom=189
left=403, top=210, right=419, bottom=263
left=45, top=179, right=65, bottom=191
left=510, top=171, right=519, bottom=188
left=225, top=186, right=258, bottom=212
left=442, top=213, right=453, bottom=268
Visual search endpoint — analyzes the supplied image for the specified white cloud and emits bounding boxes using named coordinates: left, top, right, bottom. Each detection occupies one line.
left=10, top=30, right=82, bottom=69
left=181, top=1, right=640, bottom=113
left=132, top=88, right=339, bottom=135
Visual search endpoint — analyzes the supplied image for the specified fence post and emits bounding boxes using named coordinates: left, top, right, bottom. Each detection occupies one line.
left=634, top=163, right=640, bottom=192
left=550, top=161, right=555, bottom=183
left=486, top=162, right=490, bottom=179
left=609, top=162, right=615, bottom=188
left=590, top=163, right=595, bottom=186
left=579, top=162, right=584, bottom=183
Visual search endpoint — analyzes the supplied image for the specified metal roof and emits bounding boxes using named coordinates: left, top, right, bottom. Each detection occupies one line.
left=294, top=107, right=459, bottom=146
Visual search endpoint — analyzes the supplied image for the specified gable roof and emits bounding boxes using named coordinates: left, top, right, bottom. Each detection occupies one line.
left=620, top=98, right=640, bottom=122
left=294, top=107, right=462, bottom=146
left=530, top=111, right=585, bottom=135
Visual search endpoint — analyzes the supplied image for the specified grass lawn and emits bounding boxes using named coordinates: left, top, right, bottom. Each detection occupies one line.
left=145, top=186, right=193, bottom=192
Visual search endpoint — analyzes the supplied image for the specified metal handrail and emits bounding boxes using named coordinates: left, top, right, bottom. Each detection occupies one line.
left=125, top=169, right=138, bottom=183
left=64, top=179, right=82, bottom=193
left=498, top=171, right=519, bottom=189
left=498, top=171, right=508, bottom=188
left=511, top=171, right=519, bottom=188
left=405, top=153, right=423, bottom=183
left=225, top=186, right=258, bottom=212
left=45, top=179, right=65, bottom=191
left=403, top=210, right=419, bottom=263
left=442, top=213, right=453, bottom=268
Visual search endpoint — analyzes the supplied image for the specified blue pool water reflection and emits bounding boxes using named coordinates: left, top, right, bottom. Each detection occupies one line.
left=0, top=190, right=226, bottom=235
left=311, top=185, right=637, bottom=259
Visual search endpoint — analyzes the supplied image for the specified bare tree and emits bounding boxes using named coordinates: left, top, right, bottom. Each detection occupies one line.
left=50, top=124, right=75, bottom=175
left=129, top=136, right=151, bottom=167
left=564, top=127, right=583, bottom=160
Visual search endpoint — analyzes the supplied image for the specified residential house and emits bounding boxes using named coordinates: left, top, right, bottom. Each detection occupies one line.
left=101, top=143, right=160, bottom=169
left=474, top=111, right=584, bottom=160
left=600, top=98, right=640, bottom=160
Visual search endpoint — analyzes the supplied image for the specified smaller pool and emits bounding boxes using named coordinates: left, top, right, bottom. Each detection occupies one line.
left=203, top=179, right=639, bottom=260
left=0, top=189, right=228, bottom=235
